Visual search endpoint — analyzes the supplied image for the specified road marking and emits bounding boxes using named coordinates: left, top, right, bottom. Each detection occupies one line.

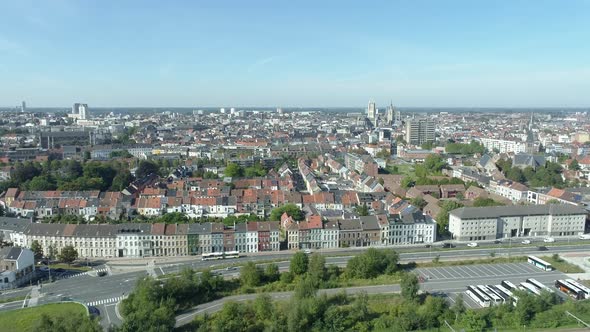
left=104, top=303, right=111, bottom=324
left=461, top=265, right=480, bottom=278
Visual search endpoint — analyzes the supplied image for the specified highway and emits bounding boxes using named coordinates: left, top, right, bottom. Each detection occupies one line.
left=0, top=241, right=588, bottom=329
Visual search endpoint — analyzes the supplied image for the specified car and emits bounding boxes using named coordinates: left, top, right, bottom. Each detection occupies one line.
left=442, top=243, right=455, bottom=248
left=467, top=242, right=478, bottom=247
left=97, top=271, right=107, bottom=277
left=88, top=306, right=101, bottom=317
left=543, top=237, right=555, bottom=243
left=493, top=240, right=502, bottom=244
left=38, top=266, right=49, bottom=272
left=225, top=266, right=236, bottom=271
left=424, top=244, right=432, bottom=248
left=538, top=246, right=548, bottom=251
left=521, top=240, right=531, bottom=244
left=303, top=249, right=312, bottom=254
left=579, top=234, right=590, bottom=240
left=54, top=268, right=65, bottom=273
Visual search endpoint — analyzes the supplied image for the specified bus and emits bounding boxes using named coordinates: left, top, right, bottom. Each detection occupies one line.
left=527, top=255, right=554, bottom=271
left=526, top=278, right=554, bottom=293
left=520, top=282, right=542, bottom=295
left=466, top=286, right=491, bottom=308
left=565, top=279, right=590, bottom=299
left=494, top=284, right=519, bottom=305
left=487, top=285, right=510, bottom=303
left=478, top=285, right=503, bottom=305
left=501, top=280, right=518, bottom=291
left=224, top=251, right=240, bottom=259
left=555, top=280, right=585, bottom=300
left=201, top=252, right=224, bottom=261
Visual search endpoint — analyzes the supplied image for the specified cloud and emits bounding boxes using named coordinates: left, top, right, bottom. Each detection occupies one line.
left=247, top=56, right=277, bottom=73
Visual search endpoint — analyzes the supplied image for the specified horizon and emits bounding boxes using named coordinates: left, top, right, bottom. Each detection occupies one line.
left=1, top=1, right=590, bottom=107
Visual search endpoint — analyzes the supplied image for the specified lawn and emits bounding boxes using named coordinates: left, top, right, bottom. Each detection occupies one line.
left=0, top=303, right=86, bottom=332
left=540, top=255, right=585, bottom=273
left=0, top=295, right=26, bottom=304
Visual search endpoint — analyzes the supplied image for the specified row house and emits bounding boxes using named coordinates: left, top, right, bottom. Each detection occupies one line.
left=488, top=180, right=528, bottom=203
left=387, top=211, right=437, bottom=245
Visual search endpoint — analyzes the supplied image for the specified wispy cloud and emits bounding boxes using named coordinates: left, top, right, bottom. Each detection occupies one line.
left=247, top=56, right=277, bottom=73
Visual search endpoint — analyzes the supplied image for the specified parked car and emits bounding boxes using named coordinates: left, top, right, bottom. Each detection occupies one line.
left=579, top=234, right=590, bottom=240
left=467, top=242, right=478, bottom=247
left=521, top=240, right=531, bottom=244
left=543, top=237, right=555, bottom=243
left=442, top=243, right=455, bottom=248
left=303, top=249, right=312, bottom=254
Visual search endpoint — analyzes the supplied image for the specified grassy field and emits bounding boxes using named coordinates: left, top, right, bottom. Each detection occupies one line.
left=413, top=255, right=527, bottom=269
left=540, top=255, right=585, bottom=273
left=0, top=303, right=86, bottom=332
left=0, top=295, right=26, bottom=304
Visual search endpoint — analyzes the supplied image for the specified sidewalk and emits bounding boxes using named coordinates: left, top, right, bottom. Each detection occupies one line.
left=560, top=252, right=590, bottom=279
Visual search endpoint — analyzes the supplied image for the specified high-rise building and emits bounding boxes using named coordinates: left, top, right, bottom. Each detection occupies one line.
left=405, top=118, right=436, bottom=145
left=71, top=103, right=89, bottom=120
left=367, top=101, right=376, bottom=120
left=21, top=101, right=26, bottom=113
left=386, top=103, right=395, bottom=125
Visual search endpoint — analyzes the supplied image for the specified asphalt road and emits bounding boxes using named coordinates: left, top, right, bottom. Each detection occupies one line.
left=0, top=241, right=588, bottom=329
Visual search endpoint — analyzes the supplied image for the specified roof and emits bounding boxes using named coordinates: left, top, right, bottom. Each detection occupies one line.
left=450, top=204, right=587, bottom=220
left=1, top=247, right=23, bottom=260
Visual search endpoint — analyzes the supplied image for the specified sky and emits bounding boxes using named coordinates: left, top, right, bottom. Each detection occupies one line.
left=1, top=0, right=589, bottom=108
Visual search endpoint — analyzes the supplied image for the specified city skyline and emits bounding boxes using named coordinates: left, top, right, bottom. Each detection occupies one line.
left=1, top=1, right=590, bottom=107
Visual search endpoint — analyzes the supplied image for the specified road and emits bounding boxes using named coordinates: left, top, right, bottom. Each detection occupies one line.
left=0, top=241, right=588, bottom=329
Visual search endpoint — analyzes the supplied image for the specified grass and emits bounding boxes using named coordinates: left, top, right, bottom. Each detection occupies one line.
left=0, top=295, right=26, bottom=304
left=540, top=255, right=585, bottom=273
left=0, top=303, right=86, bottom=332
left=47, top=263, right=91, bottom=272
left=413, top=256, right=527, bottom=269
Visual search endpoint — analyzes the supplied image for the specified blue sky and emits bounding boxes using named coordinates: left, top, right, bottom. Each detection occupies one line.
left=1, top=0, right=589, bottom=107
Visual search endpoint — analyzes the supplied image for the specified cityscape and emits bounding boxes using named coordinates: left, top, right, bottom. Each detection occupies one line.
left=1, top=1, right=590, bottom=332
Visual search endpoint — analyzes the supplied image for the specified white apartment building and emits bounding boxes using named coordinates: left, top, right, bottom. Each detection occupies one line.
left=449, top=205, right=588, bottom=241
left=387, top=212, right=437, bottom=245
left=479, top=138, right=527, bottom=154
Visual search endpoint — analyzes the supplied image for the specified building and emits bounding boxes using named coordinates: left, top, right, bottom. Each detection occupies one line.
left=388, top=211, right=437, bottom=245
left=449, top=205, right=588, bottom=241
left=479, top=138, right=527, bottom=154
left=21, top=101, right=26, bottom=113
left=367, top=101, right=376, bottom=120
left=385, top=103, right=395, bottom=125
left=70, top=103, right=89, bottom=120
left=405, top=118, right=436, bottom=145
left=0, top=247, right=35, bottom=289
left=345, top=153, right=378, bottom=177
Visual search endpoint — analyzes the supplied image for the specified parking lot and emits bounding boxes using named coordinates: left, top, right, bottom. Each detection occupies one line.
left=414, top=262, right=549, bottom=281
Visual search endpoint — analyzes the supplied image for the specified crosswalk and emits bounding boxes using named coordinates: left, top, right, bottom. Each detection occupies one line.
left=86, top=295, right=127, bottom=307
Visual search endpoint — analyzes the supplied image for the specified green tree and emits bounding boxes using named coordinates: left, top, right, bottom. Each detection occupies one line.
left=308, top=253, right=327, bottom=284
left=224, top=163, right=243, bottom=177
left=135, top=160, right=159, bottom=179
left=473, top=197, right=505, bottom=207
left=47, top=244, right=57, bottom=260
left=57, top=245, right=78, bottom=265
left=240, top=262, right=262, bottom=287
left=570, top=159, right=581, bottom=171
left=290, top=252, right=309, bottom=275
left=355, top=204, right=369, bottom=216
left=435, top=200, right=464, bottom=235
left=27, top=175, right=56, bottom=191
left=111, top=170, right=134, bottom=191
left=293, top=275, right=317, bottom=300
left=401, top=176, right=414, bottom=188
left=30, top=240, right=43, bottom=260
left=400, top=273, right=420, bottom=302
left=424, top=154, right=447, bottom=173
left=269, top=203, right=305, bottom=221
left=264, top=263, right=280, bottom=283
left=410, top=197, right=427, bottom=209
left=345, top=248, right=399, bottom=279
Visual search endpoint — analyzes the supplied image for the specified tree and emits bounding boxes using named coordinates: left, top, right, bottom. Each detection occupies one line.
left=240, top=262, right=262, bottom=287
left=435, top=200, right=464, bottom=236
left=293, top=275, right=317, bottom=300
left=410, top=197, right=427, bottom=209
left=47, top=244, right=57, bottom=261
left=424, top=154, right=447, bottom=173
left=345, top=248, right=399, bottom=279
left=400, top=273, right=420, bottom=302
left=224, top=163, right=242, bottom=177
left=264, top=263, right=280, bottom=283
left=451, top=293, right=466, bottom=322
left=57, top=245, right=78, bottom=265
left=473, top=197, right=505, bottom=207
left=27, top=175, right=56, bottom=191
left=355, top=204, right=369, bottom=216
left=570, top=159, right=581, bottom=171
left=111, top=170, right=134, bottom=191
left=135, top=160, right=159, bottom=179
left=290, top=252, right=309, bottom=275
left=308, top=254, right=327, bottom=284
left=269, top=203, right=305, bottom=221
left=31, top=240, right=43, bottom=260
left=401, top=176, right=414, bottom=188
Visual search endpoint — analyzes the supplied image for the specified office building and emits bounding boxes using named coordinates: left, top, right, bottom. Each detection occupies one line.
left=21, top=101, right=26, bottom=113
left=386, top=103, right=395, bottom=125
left=405, top=118, right=436, bottom=145
left=449, top=205, right=588, bottom=241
